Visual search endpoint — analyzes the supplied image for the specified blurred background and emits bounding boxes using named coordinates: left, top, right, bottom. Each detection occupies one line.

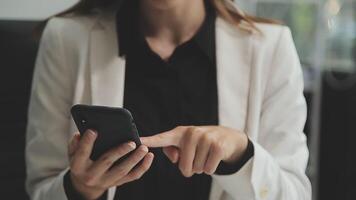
left=0, top=0, right=355, bottom=199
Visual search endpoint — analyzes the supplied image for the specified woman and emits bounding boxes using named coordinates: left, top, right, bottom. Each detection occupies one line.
left=26, top=0, right=311, bottom=199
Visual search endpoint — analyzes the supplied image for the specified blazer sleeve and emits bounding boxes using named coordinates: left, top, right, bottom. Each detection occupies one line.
left=212, top=27, right=312, bottom=200
left=25, top=18, right=74, bottom=200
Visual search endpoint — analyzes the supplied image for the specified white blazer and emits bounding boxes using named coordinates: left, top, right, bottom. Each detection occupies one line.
left=25, top=3, right=311, bottom=200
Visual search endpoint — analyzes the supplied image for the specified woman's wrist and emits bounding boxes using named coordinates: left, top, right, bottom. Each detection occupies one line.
left=223, top=132, right=249, bottom=164
left=64, top=170, right=107, bottom=200
left=215, top=138, right=254, bottom=175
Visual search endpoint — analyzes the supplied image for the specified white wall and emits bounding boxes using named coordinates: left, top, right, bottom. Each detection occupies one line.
left=0, top=0, right=78, bottom=20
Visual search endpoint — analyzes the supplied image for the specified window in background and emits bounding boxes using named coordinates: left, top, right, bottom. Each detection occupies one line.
left=254, top=1, right=320, bottom=92
left=256, top=2, right=318, bottom=72
left=237, top=0, right=355, bottom=86
left=235, top=0, right=355, bottom=200
left=324, top=0, right=355, bottom=72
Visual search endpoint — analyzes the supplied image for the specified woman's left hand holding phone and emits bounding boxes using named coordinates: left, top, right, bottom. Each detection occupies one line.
left=68, top=130, right=154, bottom=200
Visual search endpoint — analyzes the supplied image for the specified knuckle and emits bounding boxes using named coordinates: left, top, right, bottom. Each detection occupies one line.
left=193, top=127, right=204, bottom=135
left=138, top=146, right=148, bottom=155
left=77, top=147, right=89, bottom=157
left=187, top=126, right=196, bottom=134
left=201, top=133, right=213, bottom=143
left=101, top=155, right=114, bottom=167
left=83, top=174, right=96, bottom=187
left=183, top=130, right=193, bottom=141
left=212, top=142, right=223, bottom=156
left=118, top=170, right=128, bottom=178
left=116, top=167, right=128, bottom=177
left=157, top=133, right=166, bottom=141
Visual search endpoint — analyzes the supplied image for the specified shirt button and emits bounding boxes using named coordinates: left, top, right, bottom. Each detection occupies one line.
left=259, top=186, right=269, bottom=199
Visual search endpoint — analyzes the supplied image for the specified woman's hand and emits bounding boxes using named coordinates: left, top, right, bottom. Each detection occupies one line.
left=68, top=130, right=154, bottom=200
left=141, top=126, right=248, bottom=177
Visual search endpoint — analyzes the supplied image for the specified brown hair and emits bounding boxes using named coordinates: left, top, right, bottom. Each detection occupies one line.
left=211, top=0, right=280, bottom=32
left=35, top=0, right=279, bottom=36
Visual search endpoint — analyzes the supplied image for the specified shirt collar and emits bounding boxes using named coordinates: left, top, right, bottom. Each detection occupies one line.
left=116, top=0, right=216, bottom=63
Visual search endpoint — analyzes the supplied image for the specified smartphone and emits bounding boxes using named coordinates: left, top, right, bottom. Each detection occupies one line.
left=71, top=104, right=141, bottom=161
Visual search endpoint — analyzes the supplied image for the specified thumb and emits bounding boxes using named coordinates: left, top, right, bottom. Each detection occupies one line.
left=163, top=146, right=180, bottom=163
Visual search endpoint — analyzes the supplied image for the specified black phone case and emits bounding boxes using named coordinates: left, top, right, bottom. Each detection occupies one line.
left=71, top=104, right=141, bottom=161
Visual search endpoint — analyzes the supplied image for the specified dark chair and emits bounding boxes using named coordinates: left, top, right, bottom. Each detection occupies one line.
left=0, top=20, right=40, bottom=199
left=319, top=71, right=356, bottom=200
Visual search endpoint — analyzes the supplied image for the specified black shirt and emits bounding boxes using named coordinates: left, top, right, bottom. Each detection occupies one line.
left=63, top=0, right=254, bottom=199
left=117, top=1, right=216, bottom=200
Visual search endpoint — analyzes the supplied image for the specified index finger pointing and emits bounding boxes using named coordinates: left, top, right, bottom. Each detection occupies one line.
left=141, top=127, right=186, bottom=148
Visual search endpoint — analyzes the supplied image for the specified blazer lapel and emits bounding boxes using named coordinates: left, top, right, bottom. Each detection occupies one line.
left=89, top=13, right=126, bottom=107
left=216, top=17, right=252, bottom=133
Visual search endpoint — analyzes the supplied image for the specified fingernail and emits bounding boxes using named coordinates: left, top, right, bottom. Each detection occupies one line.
left=128, top=142, right=136, bottom=149
left=141, top=145, right=148, bottom=152
left=148, top=152, right=154, bottom=157
left=88, top=130, right=97, bottom=138
left=205, top=170, right=213, bottom=175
